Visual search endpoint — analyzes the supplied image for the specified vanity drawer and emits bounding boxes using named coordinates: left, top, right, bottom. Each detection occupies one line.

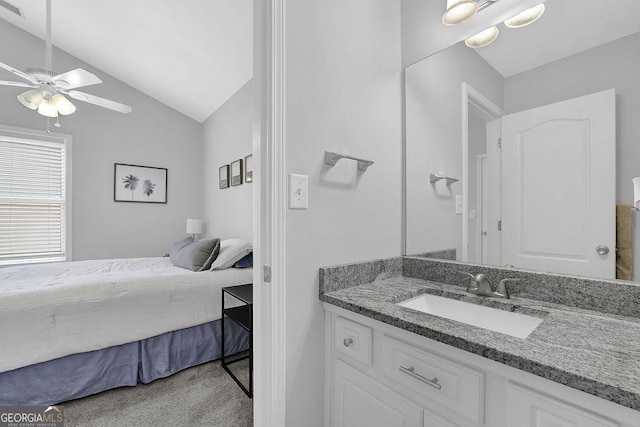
left=334, top=316, right=373, bottom=366
left=381, top=335, right=484, bottom=423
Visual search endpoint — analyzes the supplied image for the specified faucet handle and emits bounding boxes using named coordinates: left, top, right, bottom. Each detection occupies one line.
left=457, top=271, right=476, bottom=291
left=493, top=278, right=520, bottom=299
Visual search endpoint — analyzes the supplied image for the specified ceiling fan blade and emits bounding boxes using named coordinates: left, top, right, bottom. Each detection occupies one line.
left=64, top=90, right=132, bottom=114
left=0, top=80, right=37, bottom=88
left=0, top=61, right=39, bottom=85
left=52, top=68, right=102, bottom=90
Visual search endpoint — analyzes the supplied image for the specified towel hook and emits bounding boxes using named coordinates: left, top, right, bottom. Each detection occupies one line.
left=324, top=151, right=374, bottom=172
left=430, top=173, right=459, bottom=185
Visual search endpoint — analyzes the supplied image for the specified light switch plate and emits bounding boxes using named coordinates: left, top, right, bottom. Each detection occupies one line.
left=289, top=174, right=308, bottom=209
left=455, top=195, right=463, bottom=215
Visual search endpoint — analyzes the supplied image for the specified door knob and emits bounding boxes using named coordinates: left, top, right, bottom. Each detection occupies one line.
left=596, top=245, right=610, bottom=255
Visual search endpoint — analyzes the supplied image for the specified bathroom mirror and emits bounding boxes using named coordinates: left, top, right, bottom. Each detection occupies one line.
left=404, top=0, right=640, bottom=281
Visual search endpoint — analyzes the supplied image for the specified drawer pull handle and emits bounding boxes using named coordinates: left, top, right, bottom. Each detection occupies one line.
left=343, top=337, right=354, bottom=347
left=399, top=365, right=441, bottom=390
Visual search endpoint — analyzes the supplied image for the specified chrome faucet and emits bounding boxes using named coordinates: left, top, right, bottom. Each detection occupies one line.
left=459, top=272, right=520, bottom=299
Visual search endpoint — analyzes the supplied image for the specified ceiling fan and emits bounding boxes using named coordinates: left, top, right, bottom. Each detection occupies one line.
left=0, top=0, right=132, bottom=119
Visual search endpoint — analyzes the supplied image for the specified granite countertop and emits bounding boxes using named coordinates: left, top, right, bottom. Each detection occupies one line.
left=320, top=275, right=640, bottom=412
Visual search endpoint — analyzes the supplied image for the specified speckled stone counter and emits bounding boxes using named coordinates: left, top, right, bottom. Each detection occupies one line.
left=319, top=257, right=640, bottom=412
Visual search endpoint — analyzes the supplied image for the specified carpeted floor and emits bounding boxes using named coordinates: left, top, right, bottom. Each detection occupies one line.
left=60, top=360, right=252, bottom=427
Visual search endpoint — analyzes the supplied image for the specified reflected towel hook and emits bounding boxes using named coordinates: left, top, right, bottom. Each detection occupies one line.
left=324, top=151, right=374, bottom=172
left=430, top=173, right=459, bottom=185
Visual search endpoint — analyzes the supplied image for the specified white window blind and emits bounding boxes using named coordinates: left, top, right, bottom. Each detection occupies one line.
left=0, top=136, right=67, bottom=264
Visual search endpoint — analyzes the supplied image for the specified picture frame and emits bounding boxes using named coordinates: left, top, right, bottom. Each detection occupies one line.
left=245, top=154, right=253, bottom=183
left=219, top=165, right=230, bottom=189
left=231, top=159, right=243, bottom=186
left=114, top=163, right=167, bottom=203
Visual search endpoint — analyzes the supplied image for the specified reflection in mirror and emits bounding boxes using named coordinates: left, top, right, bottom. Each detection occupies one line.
left=405, top=0, right=640, bottom=281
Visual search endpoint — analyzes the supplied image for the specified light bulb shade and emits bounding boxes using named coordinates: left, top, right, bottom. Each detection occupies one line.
left=37, top=99, right=59, bottom=117
left=442, top=0, right=478, bottom=26
left=465, top=26, right=500, bottom=49
left=51, top=94, right=76, bottom=115
left=504, top=3, right=545, bottom=28
left=17, top=90, right=44, bottom=110
left=186, top=218, right=203, bottom=235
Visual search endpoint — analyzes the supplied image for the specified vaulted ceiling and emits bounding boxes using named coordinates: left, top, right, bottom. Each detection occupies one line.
left=0, top=0, right=253, bottom=123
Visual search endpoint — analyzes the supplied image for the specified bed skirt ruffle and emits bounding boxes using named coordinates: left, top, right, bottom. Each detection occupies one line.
left=0, top=319, right=249, bottom=405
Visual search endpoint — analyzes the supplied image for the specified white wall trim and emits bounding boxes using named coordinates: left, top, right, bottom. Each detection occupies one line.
left=461, top=83, right=503, bottom=262
left=253, top=0, right=287, bottom=424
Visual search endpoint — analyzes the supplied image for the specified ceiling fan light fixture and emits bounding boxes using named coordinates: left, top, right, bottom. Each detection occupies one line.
left=51, top=94, right=76, bottom=115
left=504, top=3, right=545, bottom=28
left=17, top=89, right=44, bottom=110
left=465, top=26, right=500, bottom=48
left=442, top=0, right=478, bottom=26
left=37, top=98, right=58, bottom=118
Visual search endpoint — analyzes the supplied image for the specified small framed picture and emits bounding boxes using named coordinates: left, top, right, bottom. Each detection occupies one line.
left=245, top=154, right=253, bottom=183
left=114, top=163, right=167, bottom=203
left=231, top=159, right=243, bottom=186
left=219, top=165, right=230, bottom=189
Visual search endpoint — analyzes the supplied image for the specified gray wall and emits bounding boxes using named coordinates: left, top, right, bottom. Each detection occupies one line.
left=202, top=80, right=253, bottom=242
left=0, top=20, right=203, bottom=260
left=284, top=0, right=402, bottom=424
left=504, top=31, right=640, bottom=280
left=405, top=43, right=503, bottom=256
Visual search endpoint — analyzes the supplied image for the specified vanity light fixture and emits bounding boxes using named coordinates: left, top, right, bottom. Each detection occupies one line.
left=442, top=0, right=479, bottom=26
left=504, top=3, right=546, bottom=28
left=465, top=26, right=500, bottom=48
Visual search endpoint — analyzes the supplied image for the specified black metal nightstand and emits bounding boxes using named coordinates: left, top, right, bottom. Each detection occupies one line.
left=221, top=283, right=253, bottom=397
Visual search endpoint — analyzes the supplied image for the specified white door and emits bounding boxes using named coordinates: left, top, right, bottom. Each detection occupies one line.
left=332, top=359, right=422, bottom=427
left=501, top=89, right=616, bottom=279
left=477, top=155, right=489, bottom=263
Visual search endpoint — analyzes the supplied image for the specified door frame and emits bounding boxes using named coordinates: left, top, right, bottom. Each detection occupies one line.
left=253, top=0, right=286, bottom=425
left=461, top=83, right=503, bottom=262
left=476, top=153, right=488, bottom=263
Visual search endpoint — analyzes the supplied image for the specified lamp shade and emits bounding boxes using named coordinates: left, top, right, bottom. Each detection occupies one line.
left=465, top=26, right=500, bottom=49
left=37, top=99, right=59, bottom=118
left=17, top=90, right=44, bottom=110
left=504, top=3, right=545, bottom=28
left=442, top=0, right=478, bottom=26
left=186, top=218, right=203, bottom=235
left=51, top=94, right=76, bottom=115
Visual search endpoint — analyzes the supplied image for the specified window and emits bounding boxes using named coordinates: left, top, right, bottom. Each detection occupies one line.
left=0, top=127, right=71, bottom=265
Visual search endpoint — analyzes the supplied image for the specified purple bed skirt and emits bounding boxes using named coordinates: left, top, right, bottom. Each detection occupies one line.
left=0, top=319, right=249, bottom=405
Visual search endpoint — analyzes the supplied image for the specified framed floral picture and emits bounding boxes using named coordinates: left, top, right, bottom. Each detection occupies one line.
left=231, top=159, right=243, bottom=186
left=114, top=163, right=167, bottom=203
left=245, top=154, right=253, bottom=183
left=219, top=164, right=230, bottom=189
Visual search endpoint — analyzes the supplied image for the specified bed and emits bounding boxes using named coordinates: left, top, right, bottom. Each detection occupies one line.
left=0, top=256, right=253, bottom=405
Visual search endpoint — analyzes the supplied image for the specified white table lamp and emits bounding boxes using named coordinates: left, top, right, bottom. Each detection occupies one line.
left=186, top=219, right=203, bottom=240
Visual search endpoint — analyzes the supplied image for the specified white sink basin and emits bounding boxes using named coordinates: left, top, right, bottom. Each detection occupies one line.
left=397, top=293, right=543, bottom=339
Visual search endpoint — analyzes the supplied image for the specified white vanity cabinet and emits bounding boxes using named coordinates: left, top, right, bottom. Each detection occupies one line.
left=324, top=304, right=640, bottom=427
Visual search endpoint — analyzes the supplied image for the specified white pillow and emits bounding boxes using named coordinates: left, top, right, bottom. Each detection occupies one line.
left=210, top=239, right=253, bottom=270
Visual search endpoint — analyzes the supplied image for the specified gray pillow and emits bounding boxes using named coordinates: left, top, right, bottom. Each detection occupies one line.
left=169, top=237, right=221, bottom=272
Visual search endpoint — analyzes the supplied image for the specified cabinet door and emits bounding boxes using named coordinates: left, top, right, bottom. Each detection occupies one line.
left=508, top=383, right=619, bottom=427
left=424, top=408, right=459, bottom=427
left=333, top=359, right=422, bottom=427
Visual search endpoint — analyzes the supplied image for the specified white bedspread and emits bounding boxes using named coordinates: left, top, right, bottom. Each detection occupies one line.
left=0, top=257, right=252, bottom=373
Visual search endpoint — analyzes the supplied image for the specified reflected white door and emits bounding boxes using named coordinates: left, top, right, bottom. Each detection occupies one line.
left=501, top=89, right=615, bottom=279
left=477, top=154, right=489, bottom=263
